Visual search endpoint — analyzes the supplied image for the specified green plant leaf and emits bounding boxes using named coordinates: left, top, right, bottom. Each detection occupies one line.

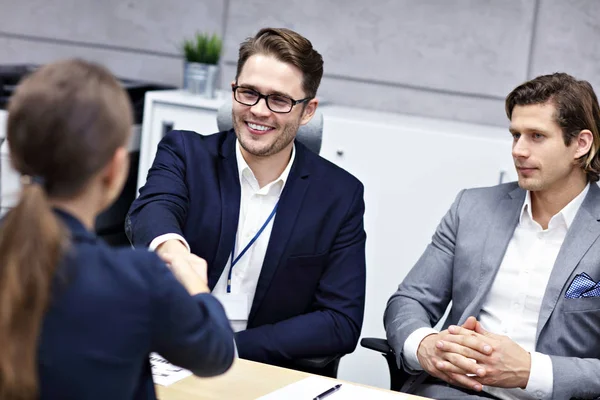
left=182, top=31, right=222, bottom=64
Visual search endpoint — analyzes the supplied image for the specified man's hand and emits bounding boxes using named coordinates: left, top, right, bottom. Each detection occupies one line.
left=156, top=239, right=190, bottom=258
left=416, top=317, right=492, bottom=392
left=437, top=318, right=531, bottom=389
left=157, top=239, right=210, bottom=295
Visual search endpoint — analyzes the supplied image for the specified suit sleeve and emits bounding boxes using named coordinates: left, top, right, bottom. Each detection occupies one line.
left=384, top=189, right=466, bottom=372
left=150, top=255, right=235, bottom=377
left=549, top=356, right=600, bottom=399
left=235, top=183, right=367, bottom=364
left=126, top=130, right=190, bottom=247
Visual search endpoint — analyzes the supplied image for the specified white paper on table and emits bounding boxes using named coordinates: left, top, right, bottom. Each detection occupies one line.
left=150, top=353, right=192, bottom=386
left=257, top=376, right=407, bottom=400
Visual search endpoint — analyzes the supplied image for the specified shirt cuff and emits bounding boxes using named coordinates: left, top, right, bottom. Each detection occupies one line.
left=402, top=327, right=439, bottom=371
left=149, top=233, right=191, bottom=253
left=524, top=352, right=553, bottom=400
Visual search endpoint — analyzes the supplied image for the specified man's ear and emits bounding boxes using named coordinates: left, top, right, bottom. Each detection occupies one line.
left=575, top=129, right=594, bottom=159
left=231, top=81, right=236, bottom=101
left=300, top=98, right=319, bottom=126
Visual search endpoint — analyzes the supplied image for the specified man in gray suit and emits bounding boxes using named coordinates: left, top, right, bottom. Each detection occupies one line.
left=385, top=72, right=600, bottom=400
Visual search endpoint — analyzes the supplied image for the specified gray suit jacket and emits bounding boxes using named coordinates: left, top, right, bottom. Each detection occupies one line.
left=385, top=182, right=600, bottom=400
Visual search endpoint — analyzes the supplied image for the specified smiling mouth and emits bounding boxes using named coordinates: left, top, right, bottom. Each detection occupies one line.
left=246, top=122, right=275, bottom=134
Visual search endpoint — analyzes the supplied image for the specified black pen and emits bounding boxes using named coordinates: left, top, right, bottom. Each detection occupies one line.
left=313, top=384, right=342, bottom=400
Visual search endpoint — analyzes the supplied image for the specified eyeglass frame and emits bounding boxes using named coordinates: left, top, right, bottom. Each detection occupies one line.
left=232, top=84, right=312, bottom=114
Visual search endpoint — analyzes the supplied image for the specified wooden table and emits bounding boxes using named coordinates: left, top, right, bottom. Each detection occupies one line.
left=157, top=359, right=429, bottom=399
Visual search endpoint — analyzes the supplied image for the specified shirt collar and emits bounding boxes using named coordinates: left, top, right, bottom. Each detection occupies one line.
left=520, top=183, right=590, bottom=229
left=235, top=139, right=296, bottom=195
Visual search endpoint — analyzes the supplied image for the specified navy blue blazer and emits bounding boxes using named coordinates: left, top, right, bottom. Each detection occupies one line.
left=126, top=130, right=366, bottom=365
left=38, top=209, right=235, bottom=400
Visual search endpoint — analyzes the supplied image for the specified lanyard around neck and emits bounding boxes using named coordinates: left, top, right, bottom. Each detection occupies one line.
left=227, top=201, right=279, bottom=293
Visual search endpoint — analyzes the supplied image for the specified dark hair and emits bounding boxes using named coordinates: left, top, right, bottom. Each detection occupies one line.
left=505, top=72, right=600, bottom=182
left=236, top=27, right=324, bottom=99
left=0, top=59, right=132, bottom=399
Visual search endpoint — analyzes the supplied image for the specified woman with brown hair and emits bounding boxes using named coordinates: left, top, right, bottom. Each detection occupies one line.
left=0, top=59, right=235, bottom=400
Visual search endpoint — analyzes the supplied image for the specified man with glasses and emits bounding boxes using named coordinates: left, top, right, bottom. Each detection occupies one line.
left=126, top=28, right=366, bottom=371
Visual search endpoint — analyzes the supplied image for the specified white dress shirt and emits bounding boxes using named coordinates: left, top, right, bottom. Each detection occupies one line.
left=402, top=184, right=590, bottom=400
left=150, top=140, right=295, bottom=332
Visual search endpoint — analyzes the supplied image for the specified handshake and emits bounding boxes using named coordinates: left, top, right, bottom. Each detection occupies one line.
left=156, top=239, right=210, bottom=295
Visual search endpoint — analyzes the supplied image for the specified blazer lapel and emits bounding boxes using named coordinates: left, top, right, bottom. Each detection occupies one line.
left=459, top=187, right=525, bottom=322
left=536, top=183, right=600, bottom=341
left=208, top=131, right=241, bottom=289
left=247, top=142, right=311, bottom=323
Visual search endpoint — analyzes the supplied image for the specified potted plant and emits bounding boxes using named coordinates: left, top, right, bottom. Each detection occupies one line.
left=182, top=32, right=223, bottom=98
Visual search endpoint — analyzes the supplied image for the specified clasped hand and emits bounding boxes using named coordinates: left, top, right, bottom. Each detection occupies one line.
left=416, top=316, right=531, bottom=392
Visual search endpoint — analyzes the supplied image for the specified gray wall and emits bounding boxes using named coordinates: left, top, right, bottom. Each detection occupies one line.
left=1, top=0, right=599, bottom=127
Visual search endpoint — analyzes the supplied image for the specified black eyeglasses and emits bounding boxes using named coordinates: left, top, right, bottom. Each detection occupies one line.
left=232, top=85, right=311, bottom=114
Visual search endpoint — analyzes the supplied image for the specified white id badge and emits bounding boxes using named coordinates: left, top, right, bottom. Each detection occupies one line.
left=214, top=293, right=250, bottom=323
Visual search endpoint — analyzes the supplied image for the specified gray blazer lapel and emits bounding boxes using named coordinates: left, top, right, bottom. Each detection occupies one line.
left=459, top=187, right=525, bottom=321
left=536, top=183, right=600, bottom=341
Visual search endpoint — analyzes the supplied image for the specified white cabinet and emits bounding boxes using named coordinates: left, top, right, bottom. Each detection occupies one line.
left=0, top=109, right=19, bottom=215
left=137, top=90, right=229, bottom=192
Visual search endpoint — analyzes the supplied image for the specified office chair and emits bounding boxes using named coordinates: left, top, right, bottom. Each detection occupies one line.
left=360, top=338, right=411, bottom=392
left=216, top=99, right=342, bottom=378
left=216, top=97, right=323, bottom=154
